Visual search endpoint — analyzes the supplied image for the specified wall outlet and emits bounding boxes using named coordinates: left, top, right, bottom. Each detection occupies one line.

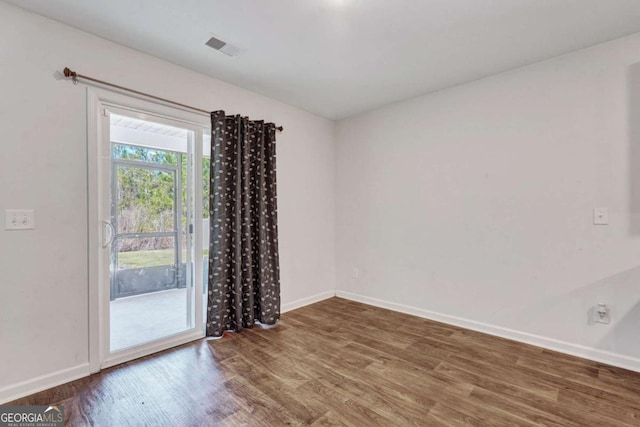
left=593, top=208, right=608, bottom=225
left=5, top=209, right=35, bottom=230
left=352, top=267, right=360, bottom=279
left=594, top=304, right=611, bottom=324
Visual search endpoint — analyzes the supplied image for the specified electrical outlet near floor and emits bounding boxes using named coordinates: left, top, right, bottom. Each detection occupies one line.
left=594, top=303, right=611, bottom=324
left=593, top=207, right=609, bottom=225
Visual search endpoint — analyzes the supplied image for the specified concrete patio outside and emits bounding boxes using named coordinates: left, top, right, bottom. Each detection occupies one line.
left=110, top=288, right=190, bottom=351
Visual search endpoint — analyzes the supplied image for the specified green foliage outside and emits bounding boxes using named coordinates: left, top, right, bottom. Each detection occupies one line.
left=113, top=143, right=210, bottom=255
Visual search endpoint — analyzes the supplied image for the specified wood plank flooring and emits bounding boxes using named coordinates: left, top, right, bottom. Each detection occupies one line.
left=8, top=297, right=640, bottom=426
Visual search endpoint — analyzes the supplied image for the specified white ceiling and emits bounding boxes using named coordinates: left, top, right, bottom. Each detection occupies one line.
left=9, top=0, right=640, bottom=119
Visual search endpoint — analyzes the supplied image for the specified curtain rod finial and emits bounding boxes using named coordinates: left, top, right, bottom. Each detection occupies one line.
left=63, top=67, right=79, bottom=85
left=63, top=67, right=76, bottom=78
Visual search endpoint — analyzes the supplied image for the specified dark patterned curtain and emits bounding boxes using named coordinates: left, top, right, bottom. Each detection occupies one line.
left=206, top=111, right=281, bottom=337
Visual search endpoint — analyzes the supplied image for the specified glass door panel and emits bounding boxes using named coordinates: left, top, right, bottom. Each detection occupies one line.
left=107, top=113, right=195, bottom=353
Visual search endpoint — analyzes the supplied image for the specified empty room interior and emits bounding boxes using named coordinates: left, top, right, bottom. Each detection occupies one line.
left=3, top=0, right=640, bottom=425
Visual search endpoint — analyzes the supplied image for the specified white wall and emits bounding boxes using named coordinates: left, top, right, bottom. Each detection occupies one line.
left=0, top=1, right=335, bottom=400
left=336, top=33, right=640, bottom=370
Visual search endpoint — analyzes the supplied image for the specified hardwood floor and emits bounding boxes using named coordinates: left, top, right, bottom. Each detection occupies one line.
left=9, top=297, right=640, bottom=426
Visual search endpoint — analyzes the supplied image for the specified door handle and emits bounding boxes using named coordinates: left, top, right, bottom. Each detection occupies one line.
left=103, top=220, right=115, bottom=248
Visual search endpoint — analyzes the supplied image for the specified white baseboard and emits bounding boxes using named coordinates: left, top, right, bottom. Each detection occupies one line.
left=336, top=290, right=640, bottom=373
left=282, top=290, right=336, bottom=313
left=0, top=363, right=91, bottom=405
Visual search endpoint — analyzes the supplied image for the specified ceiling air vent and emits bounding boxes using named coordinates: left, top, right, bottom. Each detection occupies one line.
left=205, top=36, right=240, bottom=57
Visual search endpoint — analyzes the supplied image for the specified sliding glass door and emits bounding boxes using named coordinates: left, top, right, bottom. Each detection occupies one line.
left=98, top=105, right=204, bottom=365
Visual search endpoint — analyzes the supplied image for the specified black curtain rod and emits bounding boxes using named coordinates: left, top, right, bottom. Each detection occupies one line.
left=62, top=67, right=283, bottom=132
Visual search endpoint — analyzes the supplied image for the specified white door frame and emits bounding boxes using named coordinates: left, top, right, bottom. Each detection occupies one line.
left=87, top=87, right=208, bottom=372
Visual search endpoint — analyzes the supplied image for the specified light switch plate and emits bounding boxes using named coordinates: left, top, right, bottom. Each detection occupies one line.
left=593, top=208, right=608, bottom=225
left=5, top=209, right=35, bottom=230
